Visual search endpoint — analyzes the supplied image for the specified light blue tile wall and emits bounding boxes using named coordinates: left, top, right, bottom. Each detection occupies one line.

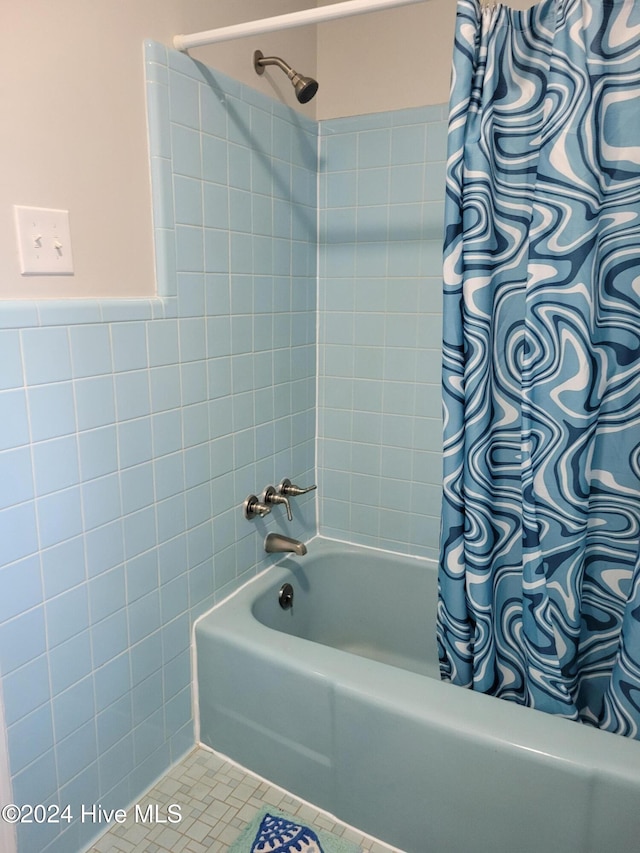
left=0, top=41, right=446, bottom=853
left=317, top=105, right=447, bottom=558
left=0, top=41, right=316, bottom=853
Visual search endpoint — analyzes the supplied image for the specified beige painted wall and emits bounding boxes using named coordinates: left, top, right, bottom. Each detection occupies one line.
left=0, top=1, right=316, bottom=299
left=0, top=689, right=15, bottom=853
left=1, top=0, right=537, bottom=299
left=316, top=0, right=536, bottom=118
left=316, top=0, right=455, bottom=117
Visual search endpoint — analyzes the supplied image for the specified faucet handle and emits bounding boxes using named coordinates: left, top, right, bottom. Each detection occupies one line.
left=278, top=478, right=317, bottom=497
left=262, top=485, right=293, bottom=522
left=243, top=494, right=271, bottom=519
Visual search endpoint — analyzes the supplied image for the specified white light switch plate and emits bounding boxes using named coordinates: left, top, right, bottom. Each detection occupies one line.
left=14, top=206, right=74, bottom=275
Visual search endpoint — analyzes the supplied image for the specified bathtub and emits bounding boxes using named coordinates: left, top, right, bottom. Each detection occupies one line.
left=195, top=537, right=640, bottom=853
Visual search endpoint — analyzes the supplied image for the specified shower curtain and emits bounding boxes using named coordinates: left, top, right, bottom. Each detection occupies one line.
left=438, top=0, right=640, bottom=737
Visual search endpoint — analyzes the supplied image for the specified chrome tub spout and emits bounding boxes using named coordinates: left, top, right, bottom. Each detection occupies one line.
left=264, top=532, right=307, bottom=556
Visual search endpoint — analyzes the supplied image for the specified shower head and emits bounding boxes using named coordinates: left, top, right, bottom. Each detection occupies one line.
left=253, top=50, right=319, bottom=104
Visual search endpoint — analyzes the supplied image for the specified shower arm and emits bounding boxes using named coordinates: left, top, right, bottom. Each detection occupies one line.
left=255, top=55, right=297, bottom=81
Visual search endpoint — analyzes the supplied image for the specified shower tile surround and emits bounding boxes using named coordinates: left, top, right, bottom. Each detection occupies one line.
left=0, top=39, right=446, bottom=853
left=318, top=106, right=446, bottom=558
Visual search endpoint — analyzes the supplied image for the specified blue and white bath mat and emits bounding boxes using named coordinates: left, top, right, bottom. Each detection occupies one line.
left=228, top=807, right=362, bottom=853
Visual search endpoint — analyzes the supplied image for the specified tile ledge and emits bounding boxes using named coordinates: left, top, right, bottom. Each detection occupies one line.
left=0, top=296, right=177, bottom=329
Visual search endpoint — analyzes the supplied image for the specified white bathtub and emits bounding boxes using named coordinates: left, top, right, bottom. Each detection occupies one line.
left=195, top=537, right=640, bottom=852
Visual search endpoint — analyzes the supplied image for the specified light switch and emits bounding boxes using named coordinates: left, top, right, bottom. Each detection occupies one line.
left=14, top=206, right=74, bottom=275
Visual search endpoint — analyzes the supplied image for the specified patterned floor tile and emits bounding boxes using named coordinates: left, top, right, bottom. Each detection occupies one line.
left=85, top=747, right=402, bottom=853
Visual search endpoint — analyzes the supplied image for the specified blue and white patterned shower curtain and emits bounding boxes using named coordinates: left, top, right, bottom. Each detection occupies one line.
left=438, top=0, right=640, bottom=737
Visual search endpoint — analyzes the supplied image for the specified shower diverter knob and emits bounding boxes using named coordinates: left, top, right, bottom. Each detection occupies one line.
left=262, top=485, right=293, bottom=522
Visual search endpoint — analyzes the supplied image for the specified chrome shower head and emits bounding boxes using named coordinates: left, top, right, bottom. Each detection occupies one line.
left=253, top=50, right=319, bottom=104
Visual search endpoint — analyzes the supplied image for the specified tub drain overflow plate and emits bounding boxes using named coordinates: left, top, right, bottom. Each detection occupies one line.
left=278, top=582, right=294, bottom=610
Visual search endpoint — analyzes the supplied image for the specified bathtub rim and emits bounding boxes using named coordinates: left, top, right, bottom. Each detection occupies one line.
left=193, top=534, right=640, bottom=787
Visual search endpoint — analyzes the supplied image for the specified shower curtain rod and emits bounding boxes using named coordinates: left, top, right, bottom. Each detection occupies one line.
left=173, top=0, right=427, bottom=52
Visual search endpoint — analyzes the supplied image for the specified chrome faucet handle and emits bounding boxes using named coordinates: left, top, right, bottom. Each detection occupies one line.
left=277, top=478, right=317, bottom=497
left=262, top=485, right=293, bottom=522
left=243, top=494, right=271, bottom=519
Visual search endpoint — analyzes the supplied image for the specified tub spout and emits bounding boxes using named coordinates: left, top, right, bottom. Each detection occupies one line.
left=264, top=532, right=307, bottom=556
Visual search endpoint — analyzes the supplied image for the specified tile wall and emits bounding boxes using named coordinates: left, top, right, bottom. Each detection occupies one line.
left=0, top=42, right=317, bottom=853
left=317, top=106, right=447, bottom=559
left=0, top=38, right=447, bottom=853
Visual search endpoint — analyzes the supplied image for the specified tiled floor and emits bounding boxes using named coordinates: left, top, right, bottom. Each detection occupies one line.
left=87, top=747, right=400, bottom=853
